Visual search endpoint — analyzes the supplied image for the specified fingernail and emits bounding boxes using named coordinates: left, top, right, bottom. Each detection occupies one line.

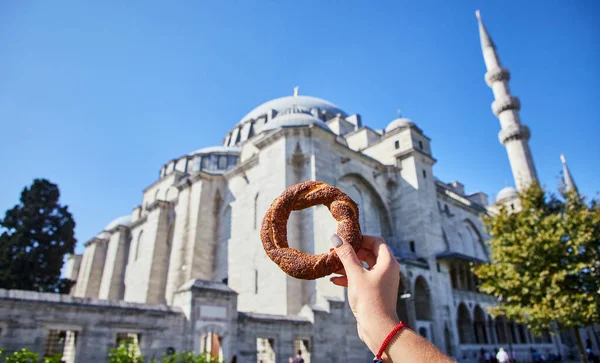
left=330, top=234, right=342, bottom=248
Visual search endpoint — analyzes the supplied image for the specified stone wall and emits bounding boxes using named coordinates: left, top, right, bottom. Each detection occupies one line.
left=0, top=289, right=184, bottom=361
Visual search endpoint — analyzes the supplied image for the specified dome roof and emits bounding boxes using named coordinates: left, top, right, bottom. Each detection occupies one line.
left=262, top=112, right=332, bottom=133
left=189, top=146, right=241, bottom=156
left=385, top=118, right=415, bottom=132
left=104, top=215, right=132, bottom=231
left=496, top=186, right=518, bottom=202
left=239, top=95, right=347, bottom=125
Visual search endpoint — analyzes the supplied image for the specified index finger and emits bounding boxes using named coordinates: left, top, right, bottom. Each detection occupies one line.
left=361, top=235, right=394, bottom=263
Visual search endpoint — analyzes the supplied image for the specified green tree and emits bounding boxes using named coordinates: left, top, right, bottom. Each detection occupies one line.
left=474, top=183, right=599, bottom=363
left=0, top=179, right=77, bottom=293
left=0, top=348, right=39, bottom=363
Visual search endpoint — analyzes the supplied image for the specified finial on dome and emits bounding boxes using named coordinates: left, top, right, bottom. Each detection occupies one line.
left=293, top=86, right=299, bottom=97
left=397, top=109, right=402, bottom=118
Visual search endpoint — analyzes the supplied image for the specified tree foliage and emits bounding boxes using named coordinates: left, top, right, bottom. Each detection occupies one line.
left=0, top=179, right=76, bottom=293
left=108, top=342, right=222, bottom=363
left=474, top=183, right=599, bottom=361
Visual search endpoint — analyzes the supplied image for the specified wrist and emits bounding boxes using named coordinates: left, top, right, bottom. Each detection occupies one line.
left=362, top=315, right=400, bottom=354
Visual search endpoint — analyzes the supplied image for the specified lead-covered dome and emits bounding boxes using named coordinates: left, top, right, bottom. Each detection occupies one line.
left=385, top=117, right=415, bottom=133
left=496, top=186, right=518, bottom=202
left=238, top=95, right=347, bottom=125
left=263, top=109, right=332, bottom=133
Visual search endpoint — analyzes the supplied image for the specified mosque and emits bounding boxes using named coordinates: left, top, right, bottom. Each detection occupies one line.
left=0, top=11, right=595, bottom=363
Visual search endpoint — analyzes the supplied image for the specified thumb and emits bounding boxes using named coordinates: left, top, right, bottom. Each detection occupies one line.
left=330, top=234, right=363, bottom=278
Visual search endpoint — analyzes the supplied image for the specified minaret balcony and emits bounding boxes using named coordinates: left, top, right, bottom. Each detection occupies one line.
left=498, top=124, right=531, bottom=145
left=485, top=68, right=510, bottom=86
left=491, top=96, right=520, bottom=116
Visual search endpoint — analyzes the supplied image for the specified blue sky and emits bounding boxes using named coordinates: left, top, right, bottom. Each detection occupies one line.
left=1, top=1, right=598, bottom=254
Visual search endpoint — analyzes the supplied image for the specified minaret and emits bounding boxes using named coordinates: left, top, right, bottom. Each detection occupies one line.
left=560, top=154, right=578, bottom=193
left=476, top=10, right=538, bottom=190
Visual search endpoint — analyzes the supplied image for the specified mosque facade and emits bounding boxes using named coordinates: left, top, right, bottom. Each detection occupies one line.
left=0, top=12, right=596, bottom=363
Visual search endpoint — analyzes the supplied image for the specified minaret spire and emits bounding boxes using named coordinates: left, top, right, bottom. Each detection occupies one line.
left=560, top=154, right=578, bottom=193
left=475, top=10, right=495, bottom=50
left=476, top=10, right=538, bottom=190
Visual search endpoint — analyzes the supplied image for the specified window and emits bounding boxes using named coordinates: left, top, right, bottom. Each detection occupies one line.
left=256, top=338, right=276, bottom=363
left=422, top=169, right=427, bottom=179
left=436, top=263, right=441, bottom=273
left=394, top=140, right=400, bottom=149
left=294, top=339, right=311, bottom=363
left=201, top=156, right=210, bottom=170
left=255, top=269, right=258, bottom=294
left=254, top=193, right=259, bottom=229
left=218, top=155, right=227, bottom=169
left=419, top=140, right=424, bottom=149
left=409, top=241, right=416, bottom=253
left=44, top=330, right=78, bottom=362
left=115, top=333, right=141, bottom=358
left=200, top=332, right=223, bottom=360
left=135, top=231, right=143, bottom=261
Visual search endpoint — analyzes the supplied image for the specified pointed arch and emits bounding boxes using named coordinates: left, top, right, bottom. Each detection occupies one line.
left=214, top=204, right=231, bottom=284
left=414, top=276, right=432, bottom=321
left=396, top=272, right=410, bottom=323
left=337, top=173, right=393, bottom=241
left=473, top=305, right=488, bottom=344
left=457, top=303, right=473, bottom=344
left=464, top=219, right=489, bottom=260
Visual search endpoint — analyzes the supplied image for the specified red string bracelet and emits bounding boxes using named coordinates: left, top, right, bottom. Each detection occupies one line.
left=373, top=322, right=409, bottom=362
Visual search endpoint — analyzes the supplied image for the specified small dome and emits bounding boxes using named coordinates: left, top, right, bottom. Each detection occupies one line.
left=262, top=112, right=332, bottom=133
left=385, top=118, right=415, bottom=133
left=496, top=186, right=518, bottom=202
left=189, top=146, right=241, bottom=156
left=239, top=95, right=347, bottom=125
left=104, top=215, right=132, bottom=231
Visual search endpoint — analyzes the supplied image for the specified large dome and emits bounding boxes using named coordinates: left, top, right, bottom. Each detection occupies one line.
left=262, top=111, right=332, bottom=133
left=238, top=95, right=347, bottom=125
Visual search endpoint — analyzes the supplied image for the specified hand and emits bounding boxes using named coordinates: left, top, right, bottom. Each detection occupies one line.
left=329, top=234, right=401, bottom=354
left=329, top=234, right=456, bottom=363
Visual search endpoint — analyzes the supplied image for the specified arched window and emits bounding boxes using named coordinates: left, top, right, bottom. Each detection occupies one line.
left=253, top=193, right=259, bottom=230
left=495, top=316, right=508, bottom=344
left=396, top=272, right=410, bottom=323
left=414, top=276, right=432, bottom=321
left=214, top=206, right=231, bottom=283
left=488, top=316, right=497, bottom=344
left=218, top=155, right=227, bottom=169
left=166, top=210, right=176, bottom=248
left=457, top=303, right=473, bottom=344
left=337, top=174, right=393, bottom=241
left=473, top=305, right=489, bottom=344
left=201, top=156, right=210, bottom=170
left=135, top=231, right=143, bottom=261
